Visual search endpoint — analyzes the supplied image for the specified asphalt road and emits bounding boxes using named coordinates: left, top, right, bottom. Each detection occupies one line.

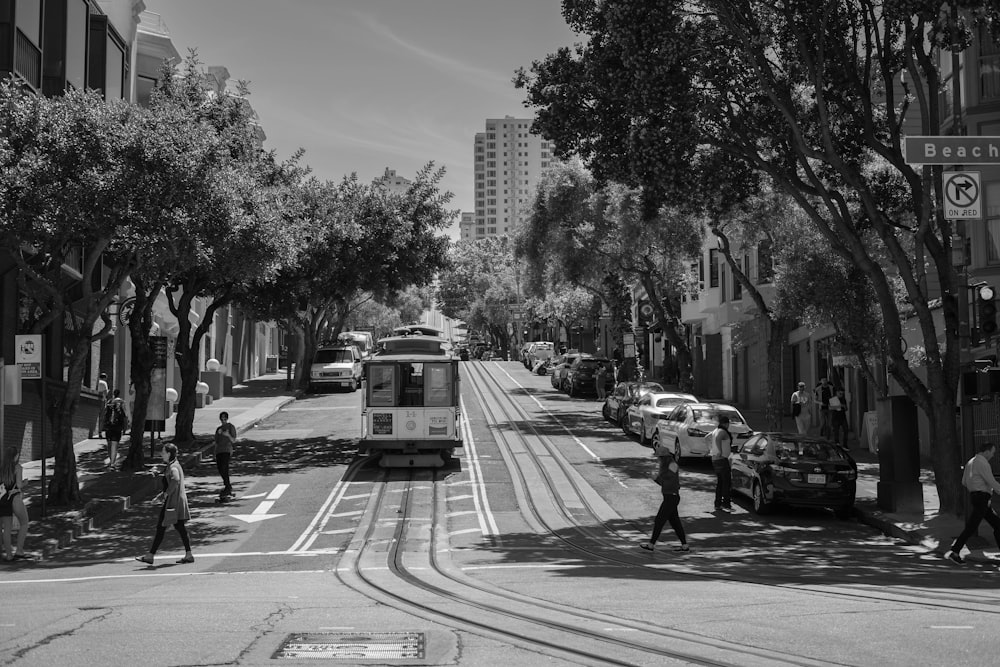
left=2, top=362, right=1000, bottom=666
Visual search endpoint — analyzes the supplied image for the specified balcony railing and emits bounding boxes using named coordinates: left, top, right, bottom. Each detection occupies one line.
left=14, top=29, right=41, bottom=90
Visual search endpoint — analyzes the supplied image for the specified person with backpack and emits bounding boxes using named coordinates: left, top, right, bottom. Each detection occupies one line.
left=708, top=414, right=734, bottom=511
left=945, top=441, right=1000, bottom=564
left=103, top=389, right=129, bottom=471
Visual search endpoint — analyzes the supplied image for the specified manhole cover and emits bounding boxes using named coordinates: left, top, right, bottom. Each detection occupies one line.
left=274, top=632, right=425, bottom=660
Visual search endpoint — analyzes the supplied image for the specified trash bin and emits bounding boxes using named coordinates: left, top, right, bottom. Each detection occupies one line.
left=265, top=355, right=278, bottom=373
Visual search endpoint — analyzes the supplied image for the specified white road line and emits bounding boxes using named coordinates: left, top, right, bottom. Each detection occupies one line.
left=493, top=364, right=628, bottom=489
left=266, top=484, right=290, bottom=501
left=252, top=500, right=276, bottom=515
left=288, top=458, right=371, bottom=553
left=449, top=494, right=475, bottom=501
left=340, top=494, right=370, bottom=501
left=326, top=510, right=364, bottom=518
left=447, top=510, right=479, bottom=517
left=460, top=397, right=499, bottom=536
left=319, top=528, right=355, bottom=535
left=448, top=528, right=483, bottom=536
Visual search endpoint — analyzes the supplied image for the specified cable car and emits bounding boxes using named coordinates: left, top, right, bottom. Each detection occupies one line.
left=359, top=334, right=461, bottom=467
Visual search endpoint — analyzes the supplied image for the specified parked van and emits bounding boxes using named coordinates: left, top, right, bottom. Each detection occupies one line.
left=338, top=331, right=375, bottom=358
left=310, top=345, right=364, bottom=392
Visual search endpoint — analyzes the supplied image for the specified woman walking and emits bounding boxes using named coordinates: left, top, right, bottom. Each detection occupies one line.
left=135, top=443, right=193, bottom=566
left=640, top=442, right=690, bottom=553
left=103, top=389, right=129, bottom=471
left=0, top=446, right=31, bottom=561
left=790, top=381, right=812, bottom=435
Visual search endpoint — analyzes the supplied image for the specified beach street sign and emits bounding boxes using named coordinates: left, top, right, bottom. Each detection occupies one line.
left=942, top=171, right=982, bottom=219
left=904, top=136, right=1000, bottom=164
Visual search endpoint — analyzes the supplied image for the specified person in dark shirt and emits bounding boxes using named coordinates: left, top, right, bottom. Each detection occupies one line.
left=640, top=444, right=689, bottom=553
left=814, top=377, right=833, bottom=437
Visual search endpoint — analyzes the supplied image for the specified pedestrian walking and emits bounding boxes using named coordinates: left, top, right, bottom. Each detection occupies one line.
left=945, top=441, right=1000, bottom=564
left=829, top=388, right=849, bottom=448
left=790, top=382, right=812, bottom=434
left=595, top=363, right=608, bottom=401
left=135, top=443, right=193, bottom=566
left=96, top=372, right=109, bottom=437
left=814, top=377, right=833, bottom=438
left=0, top=446, right=31, bottom=562
left=103, top=389, right=129, bottom=471
left=640, top=442, right=689, bottom=553
left=214, top=411, right=237, bottom=500
left=708, top=414, right=734, bottom=511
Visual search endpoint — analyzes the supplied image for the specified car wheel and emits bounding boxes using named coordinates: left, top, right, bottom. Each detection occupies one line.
left=639, top=425, right=648, bottom=446
left=602, top=404, right=611, bottom=422
left=616, top=408, right=625, bottom=426
left=833, top=504, right=854, bottom=520
left=350, top=377, right=358, bottom=392
left=674, top=438, right=682, bottom=460
left=752, top=482, right=771, bottom=515
left=568, top=382, right=576, bottom=397
left=622, top=415, right=632, bottom=437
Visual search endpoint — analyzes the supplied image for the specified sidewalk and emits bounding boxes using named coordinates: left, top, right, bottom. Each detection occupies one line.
left=17, top=372, right=300, bottom=561
left=737, top=406, right=982, bottom=564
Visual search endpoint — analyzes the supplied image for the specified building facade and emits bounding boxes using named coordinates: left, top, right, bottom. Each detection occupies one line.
left=472, top=115, right=554, bottom=240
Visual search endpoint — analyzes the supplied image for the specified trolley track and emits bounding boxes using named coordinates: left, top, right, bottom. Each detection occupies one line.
left=465, top=360, right=1000, bottom=617
left=334, top=465, right=837, bottom=666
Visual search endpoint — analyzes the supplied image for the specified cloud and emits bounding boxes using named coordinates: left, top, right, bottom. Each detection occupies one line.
left=354, top=12, right=511, bottom=94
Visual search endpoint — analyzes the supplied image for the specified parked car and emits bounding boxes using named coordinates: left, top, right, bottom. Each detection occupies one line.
left=550, top=352, right=591, bottom=390
left=652, top=402, right=753, bottom=459
left=730, top=433, right=857, bottom=518
left=565, top=357, right=612, bottom=397
left=525, top=341, right=555, bottom=369
left=602, top=381, right=665, bottom=425
left=309, top=345, right=364, bottom=392
left=622, top=392, right=698, bottom=445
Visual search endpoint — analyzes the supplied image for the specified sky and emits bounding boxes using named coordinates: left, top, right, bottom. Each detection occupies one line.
left=141, top=0, right=582, bottom=238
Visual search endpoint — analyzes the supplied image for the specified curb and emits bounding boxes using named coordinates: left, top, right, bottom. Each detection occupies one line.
left=31, top=393, right=298, bottom=561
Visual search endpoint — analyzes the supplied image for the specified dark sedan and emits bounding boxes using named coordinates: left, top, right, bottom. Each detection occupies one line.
left=601, top=381, right=664, bottom=426
left=730, top=433, right=857, bottom=519
left=565, top=357, right=612, bottom=397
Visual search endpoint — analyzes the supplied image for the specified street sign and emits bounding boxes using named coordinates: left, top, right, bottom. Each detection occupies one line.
left=942, top=171, right=982, bottom=219
left=904, top=136, right=1000, bottom=164
left=15, top=334, right=42, bottom=380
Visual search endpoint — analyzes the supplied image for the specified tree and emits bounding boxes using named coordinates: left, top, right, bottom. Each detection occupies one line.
left=146, top=58, right=300, bottom=444
left=515, top=160, right=701, bottom=386
left=245, top=166, right=454, bottom=391
left=438, top=237, right=520, bottom=352
left=0, top=81, right=228, bottom=503
left=517, top=0, right=1000, bottom=513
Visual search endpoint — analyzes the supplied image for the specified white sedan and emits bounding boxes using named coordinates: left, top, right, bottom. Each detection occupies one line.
left=652, top=402, right=753, bottom=458
left=622, top=392, right=698, bottom=445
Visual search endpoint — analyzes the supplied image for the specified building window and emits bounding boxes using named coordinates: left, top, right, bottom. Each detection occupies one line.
left=986, top=182, right=1000, bottom=263
left=709, top=249, right=720, bottom=288
left=757, top=240, right=773, bottom=283
left=980, top=26, right=1000, bottom=103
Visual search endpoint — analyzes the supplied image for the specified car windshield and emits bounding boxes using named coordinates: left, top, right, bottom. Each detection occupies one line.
left=314, top=349, right=354, bottom=364
left=656, top=397, right=691, bottom=408
left=772, top=440, right=848, bottom=462
left=577, top=359, right=608, bottom=370
left=691, top=408, right=744, bottom=424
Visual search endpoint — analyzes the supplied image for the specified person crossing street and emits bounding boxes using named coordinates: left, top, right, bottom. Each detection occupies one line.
left=945, top=442, right=1000, bottom=565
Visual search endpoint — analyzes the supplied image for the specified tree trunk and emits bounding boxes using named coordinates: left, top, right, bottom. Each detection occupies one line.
left=296, top=323, right=314, bottom=392
left=46, top=336, right=91, bottom=506
left=122, top=281, right=160, bottom=472
left=764, top=317, right=791, bottom=430
left=926, top=371, right=964, bottom=515
left=173, top=349, right=199, bottom=445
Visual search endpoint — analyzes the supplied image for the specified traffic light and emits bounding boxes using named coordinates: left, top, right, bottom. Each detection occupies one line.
left=978, top=285, right=997, bottom=340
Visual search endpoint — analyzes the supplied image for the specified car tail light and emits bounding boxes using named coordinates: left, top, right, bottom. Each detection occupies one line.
left=838, top=469, right=858, bottom=481
left=687, top=427, right=709, bottom=437
left=771, top=466, right=798, bottom=479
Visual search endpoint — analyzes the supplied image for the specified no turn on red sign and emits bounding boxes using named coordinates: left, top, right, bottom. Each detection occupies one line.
left=942, top=171, right=982, bottom=220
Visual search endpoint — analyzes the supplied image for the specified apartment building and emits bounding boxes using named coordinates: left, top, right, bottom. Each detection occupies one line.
left=458, top=212, right=475, bottom=241
left=374, top=167, right=412, bottom=195
left=472, top=115, right=554, bottom=239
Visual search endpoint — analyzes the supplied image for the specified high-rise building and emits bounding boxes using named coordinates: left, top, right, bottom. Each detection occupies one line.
left=472, top=116, right=554, bottom=240
left=458, top=212, right=475, bottom=241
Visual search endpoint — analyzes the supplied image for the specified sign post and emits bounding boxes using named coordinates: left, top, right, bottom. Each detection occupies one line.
left=16, top=334, right=44, bottom=516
